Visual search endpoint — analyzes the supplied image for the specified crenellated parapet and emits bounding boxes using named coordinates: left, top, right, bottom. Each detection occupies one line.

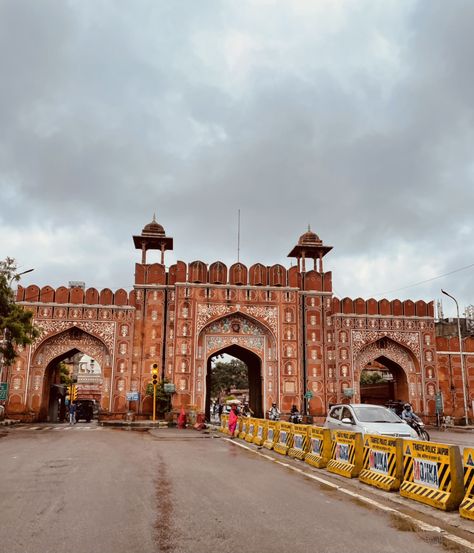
left=332, top=297, right=434, bottom=318
left=134, top=260, right=332, bottom=291
left=16, top=285, right=132, bottom=306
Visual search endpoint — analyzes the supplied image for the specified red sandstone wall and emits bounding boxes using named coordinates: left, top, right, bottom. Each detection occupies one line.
left=436, top=335, right=474, bottom=420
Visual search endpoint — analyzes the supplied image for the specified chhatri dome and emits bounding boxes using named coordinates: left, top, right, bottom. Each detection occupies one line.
left=141, top=214, right=166, bottom=237
left=133, top=214, right=173, bottom=264
left=288, top=225, right=332, bottom=272
left=298, top=225, right=322, bottom=246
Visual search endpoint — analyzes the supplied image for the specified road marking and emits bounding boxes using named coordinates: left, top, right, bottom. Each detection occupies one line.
left=225, top=438, right=474, bottom=551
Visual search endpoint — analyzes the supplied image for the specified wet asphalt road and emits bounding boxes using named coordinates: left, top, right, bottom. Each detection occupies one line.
left=0, top=424, right=473, bottom=553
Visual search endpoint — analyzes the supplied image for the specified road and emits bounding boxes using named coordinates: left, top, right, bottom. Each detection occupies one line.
left=429, top=428, right=474, bottom=453
left=0, top=423, right=473, bottom=553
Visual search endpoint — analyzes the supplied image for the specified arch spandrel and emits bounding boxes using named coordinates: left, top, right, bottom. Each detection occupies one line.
left=200, top=312, right=274, bottom=357
left=351, top=329, right=421, bottom=360
left=196, top=303, right=278, bottom=340
left=33, top=320, right=116, bottom=355
left=32, top=327, right=110, bottom=370
left=354, top=339, right=416, bottom=379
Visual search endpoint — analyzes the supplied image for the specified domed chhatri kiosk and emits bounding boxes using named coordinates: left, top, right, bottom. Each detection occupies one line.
left=9, top=215, right=465, bottom=424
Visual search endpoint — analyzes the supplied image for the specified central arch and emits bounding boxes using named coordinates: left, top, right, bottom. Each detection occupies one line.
left=205, top=344, right=263, bottom=419
left=195, top=312, right=277, bottom=418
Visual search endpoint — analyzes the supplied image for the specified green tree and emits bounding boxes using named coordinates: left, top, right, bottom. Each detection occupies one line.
left=0, top=258, right=38, bottom=370
left=146, top=379, right=172, bottom=416
left=360, top=371, right=385, bottom=385
left=210, top=358, right=248, bottom=398
left=59, top=362, right=73, bottom=385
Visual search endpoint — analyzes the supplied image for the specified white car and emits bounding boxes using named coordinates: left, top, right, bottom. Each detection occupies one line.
left=324, top=403, right=419, bottom=439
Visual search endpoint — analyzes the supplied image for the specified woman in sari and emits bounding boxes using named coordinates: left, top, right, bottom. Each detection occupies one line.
left=228, top=404, right=238, bottom=438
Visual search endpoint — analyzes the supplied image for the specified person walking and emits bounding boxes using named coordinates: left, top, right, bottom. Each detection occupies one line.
left=228, top=404, right=238, bottom=438
left=69, top=401, right=77, bottom=425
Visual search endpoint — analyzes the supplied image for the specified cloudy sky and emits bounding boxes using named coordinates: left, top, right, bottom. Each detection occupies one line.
left=1, top=0, right=473, bottom=316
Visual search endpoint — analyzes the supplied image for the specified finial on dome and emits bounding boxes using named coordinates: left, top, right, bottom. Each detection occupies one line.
left=152, top=213, right=157, bottom=223
left=308, top=224, right=311, bottom=232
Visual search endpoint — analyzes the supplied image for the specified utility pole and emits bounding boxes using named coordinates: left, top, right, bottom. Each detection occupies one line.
left=441, top=290, right=469, bottom=425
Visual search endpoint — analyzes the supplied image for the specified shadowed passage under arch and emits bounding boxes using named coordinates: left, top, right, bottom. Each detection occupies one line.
left=205, top=344, right=263, bottom=420
left=360, top=355, right=409, bottom=406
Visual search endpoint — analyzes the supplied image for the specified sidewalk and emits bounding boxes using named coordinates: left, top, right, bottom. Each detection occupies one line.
left=0, top=419, right=19, bottom=426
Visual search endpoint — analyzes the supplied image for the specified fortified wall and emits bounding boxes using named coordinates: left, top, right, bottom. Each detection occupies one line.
left=5, top=217, right=473, bottom=422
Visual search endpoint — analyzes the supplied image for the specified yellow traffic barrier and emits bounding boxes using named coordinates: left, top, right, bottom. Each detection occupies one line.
left=263, top=421, right=279, bottom=450
left=288, top=424, right=310, bottom=460
left=305, top=427, right=332, bottom=469
left=253, top=419, right=268, bottom=446
left=326, top=430, right=363, bottom=478
left=460, top=447, right=474, bottom=520
left=359, top=435, right=403, bottom=491
left=233, top=417, right=242, bottom=438
left=219, top=414, right=228, bottom=434
left=400, top=440, right=464, bottom=511
left=245, top=418, right=258, bottom=443
left=239, top=417, right=249, bottom=439
left=273, top=422, right=293, bottom=455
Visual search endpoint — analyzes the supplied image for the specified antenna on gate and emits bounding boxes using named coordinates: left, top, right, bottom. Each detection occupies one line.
left=237, top=209, right=241, bottom=262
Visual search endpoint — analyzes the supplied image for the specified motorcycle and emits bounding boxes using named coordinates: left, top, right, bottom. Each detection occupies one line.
left=268, top=409, right=280, bottom=421
left=289, top=412, right=303, bottom=424
left=408, top=419, right=430, bottom=441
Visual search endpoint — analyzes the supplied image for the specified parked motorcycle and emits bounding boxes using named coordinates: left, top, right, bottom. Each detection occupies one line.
left=289, top=412, right=303, bottom=424
left=268, top=407, right=280, bottom=421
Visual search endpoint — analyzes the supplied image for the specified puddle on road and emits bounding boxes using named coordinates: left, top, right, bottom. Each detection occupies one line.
left=154, top=454, right=177, bottom=553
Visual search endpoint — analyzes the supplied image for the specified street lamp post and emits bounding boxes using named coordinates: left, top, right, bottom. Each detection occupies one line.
left=441, top=289, right=469, bottom=425
left=8, top=268, right=35, bottom=288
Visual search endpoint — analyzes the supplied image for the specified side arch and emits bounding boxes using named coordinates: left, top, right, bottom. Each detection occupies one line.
left=354, top=338, right=420, bottom=410
left=28, top=327, right=112, bottom=419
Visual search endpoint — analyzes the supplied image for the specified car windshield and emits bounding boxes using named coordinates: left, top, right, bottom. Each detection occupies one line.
left=352, top=406, right=402, bottom=423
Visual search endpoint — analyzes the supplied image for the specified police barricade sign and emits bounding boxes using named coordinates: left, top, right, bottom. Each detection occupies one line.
left=288, top=424, right=310, bottom=460
left=273, top=422, right=293, bottom=456
left=326, top=430, right=363, bottom=478
left=245, top=418, right=257, bottom=443
left=305, top=427, right=332, bottom=469
left=253, top=419, right=268, bottom=446
left=263, top=421, right=280, bottom=450
left=220, top=414, right=228, bottom=434
left=400, top=440, right=464, bottom=511
left=359, top=435, right=403, bottom=491
left=239, top=418, right=249, bottom=440
left=459, top=447, right=474, bottom=520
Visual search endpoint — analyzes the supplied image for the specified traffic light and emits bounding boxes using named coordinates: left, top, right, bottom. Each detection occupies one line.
left=67, top=384, right=77, bottom=401
left=151, top=363, right=159, bottom=386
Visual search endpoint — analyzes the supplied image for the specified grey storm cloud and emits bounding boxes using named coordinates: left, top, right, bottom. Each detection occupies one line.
left=0, top=0, right=473, bottom=314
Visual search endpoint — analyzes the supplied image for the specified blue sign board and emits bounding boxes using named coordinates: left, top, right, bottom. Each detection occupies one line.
left=126, top=392, right=140, bottom=401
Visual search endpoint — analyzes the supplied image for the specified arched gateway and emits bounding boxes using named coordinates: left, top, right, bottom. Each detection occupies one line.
left=197, top=313, right=276, bottom=418
left=7, top=217, right=440, bottom=421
